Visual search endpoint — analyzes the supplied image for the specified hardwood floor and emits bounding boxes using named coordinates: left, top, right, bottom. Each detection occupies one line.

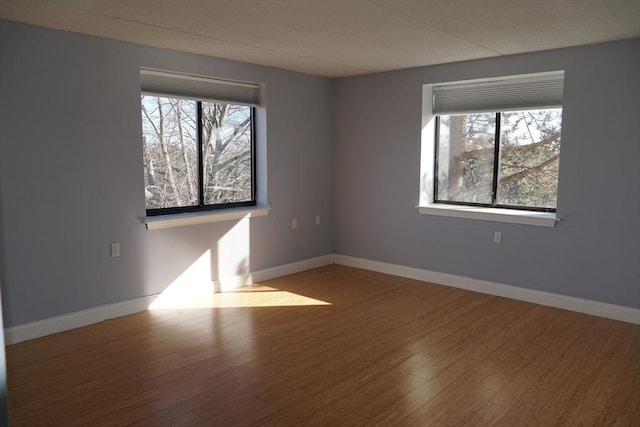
left=6, top=265, right=640, bottom=426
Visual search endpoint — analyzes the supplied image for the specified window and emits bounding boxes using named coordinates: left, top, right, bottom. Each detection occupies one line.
left=140, top=70, right=260, bottom=216
left=435, top=108, right=562, bottom=211
left=420, top=71, right=564, bottom=225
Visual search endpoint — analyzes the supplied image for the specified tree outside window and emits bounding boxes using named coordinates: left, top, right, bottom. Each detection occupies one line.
left=435, top=108, right=562, bottom=211
left=141, top=95, right=255, bottom=215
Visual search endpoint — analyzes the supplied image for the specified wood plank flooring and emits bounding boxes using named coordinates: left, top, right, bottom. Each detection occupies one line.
left=6, top=265, right=640, bottom=426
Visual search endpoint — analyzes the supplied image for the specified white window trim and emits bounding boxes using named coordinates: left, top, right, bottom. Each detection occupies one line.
left=419, top=83, right=559, bottom=228
left=417, top=205, right=557, bottom=227
left=142, top=205, right=270, bottom=230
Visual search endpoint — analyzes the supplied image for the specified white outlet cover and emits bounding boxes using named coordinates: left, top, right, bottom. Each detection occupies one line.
left=110, top=242, right=120, bottom=257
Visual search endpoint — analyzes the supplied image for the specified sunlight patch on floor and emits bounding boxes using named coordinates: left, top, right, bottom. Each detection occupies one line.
left=210, top=289, right=331, bottom=308
left=149, top=283, right=330, bottom=309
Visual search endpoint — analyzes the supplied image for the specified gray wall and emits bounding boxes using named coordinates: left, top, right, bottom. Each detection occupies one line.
left=1, top=20, right=638, bottom=329
left=333, top=39, right=640, bottom=308
left=0, top=21, right=333, bottom=327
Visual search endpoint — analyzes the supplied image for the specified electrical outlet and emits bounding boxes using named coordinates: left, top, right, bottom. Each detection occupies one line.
left=292, top=218, right=298, bottom=230
left=493, top=231, right=502, bottom=244
left=110, top=242, right=120, bottom=257
left=315, top=215, right=321, bottom=225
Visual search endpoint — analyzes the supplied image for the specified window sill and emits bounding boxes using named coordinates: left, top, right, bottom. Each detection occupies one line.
left=418, top=204, right=558, bottom=227
left=142, top=206, right=270, bottom=230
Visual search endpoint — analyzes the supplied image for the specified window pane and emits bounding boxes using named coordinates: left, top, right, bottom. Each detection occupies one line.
left=202, top=103, right=253, bottom=205
left=141, top=96, right=199, bottom=209
left=497, top=109, right=562, bottom=209
left=436, top=113, right=496, bottom=204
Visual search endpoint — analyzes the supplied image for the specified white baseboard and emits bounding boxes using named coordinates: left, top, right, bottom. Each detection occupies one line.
left=333, top=254, right=640, bottom=325
left=214, top=273, right=253, bottom=291
left=104, top=295, right=157, bottom=319
left=251, top=254, right=335, bottom=283
left=214, top=254, right=334, bottom=291
left=4, top=254, right=335, bottom=345
left=4, top=295, right=158, bottom=345
left=6, top=252, right=636, bottom=344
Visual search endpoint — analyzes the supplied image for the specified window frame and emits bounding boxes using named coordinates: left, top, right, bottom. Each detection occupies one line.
left=141, top=96, right=257, bottom=217
left=432, top=111, right=558, bottom=213
left=419, top=72, right=564, bottom=228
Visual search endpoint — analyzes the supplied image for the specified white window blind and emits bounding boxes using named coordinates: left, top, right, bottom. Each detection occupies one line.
left=140, top=69, right=262, bottom=107
left=432, top=71, right=564, bottom=115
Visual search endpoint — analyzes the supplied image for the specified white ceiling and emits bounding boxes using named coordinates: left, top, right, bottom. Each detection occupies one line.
left=1, top=0, right=639, bottom=77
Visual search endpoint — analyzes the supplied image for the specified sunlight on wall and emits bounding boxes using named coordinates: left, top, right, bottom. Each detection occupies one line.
left=217, top=217, right=251, bottom=291
left=147, top=222, right=332, bottom=310
left=148, top=250, right=214, bottom=310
